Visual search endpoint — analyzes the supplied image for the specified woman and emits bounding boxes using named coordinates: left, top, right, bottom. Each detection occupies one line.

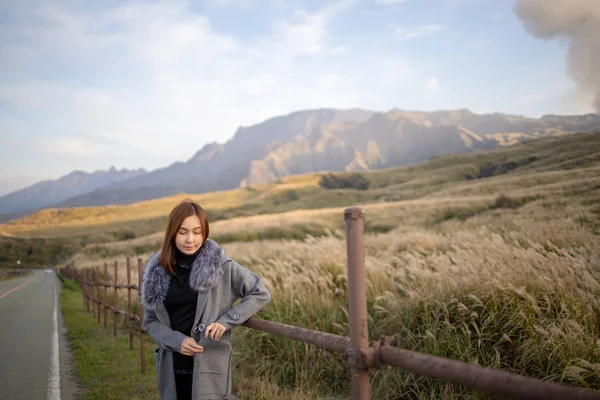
left=140, top=199, right=271, bottom=399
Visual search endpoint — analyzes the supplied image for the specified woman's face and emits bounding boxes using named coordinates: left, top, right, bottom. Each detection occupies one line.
left=175, top=215, right=204, bottom=255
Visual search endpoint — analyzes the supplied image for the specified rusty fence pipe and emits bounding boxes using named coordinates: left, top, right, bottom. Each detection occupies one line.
left=377, top=345, right=600, bottom=400
left=344, top=206, right=370, bottom=400
left=243, top=317, right=600, bottom=400
left=244, top=317, right=351, bottom=352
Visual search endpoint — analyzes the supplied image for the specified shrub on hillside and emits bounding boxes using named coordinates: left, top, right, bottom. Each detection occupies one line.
left=465, top=156, right=538, bottom=180
left=491, top=194, right=540, bottom=210
left=112, top=229, right=136, bottom=241
left=492, top=194, right=522, bottom=209
left=319, top=173, right=370, bottom=190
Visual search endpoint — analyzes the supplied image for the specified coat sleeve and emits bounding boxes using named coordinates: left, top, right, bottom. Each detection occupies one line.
left=216, top=260, right=271, bottom=330
left=143, top=307, right=188, bottom=353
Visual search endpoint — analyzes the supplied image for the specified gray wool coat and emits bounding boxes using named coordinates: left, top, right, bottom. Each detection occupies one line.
left=140, top=239, right=271, bottom=400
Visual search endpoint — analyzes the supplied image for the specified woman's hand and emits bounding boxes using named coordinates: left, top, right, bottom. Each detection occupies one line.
left=179, top=337, right=204, bottom=356
left=205, top=322, right=227, bottom=341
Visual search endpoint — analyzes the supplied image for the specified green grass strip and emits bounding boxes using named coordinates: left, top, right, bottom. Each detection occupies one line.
left=60, top=278, right=158, bottom=400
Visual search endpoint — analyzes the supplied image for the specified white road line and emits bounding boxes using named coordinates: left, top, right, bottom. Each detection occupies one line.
left=47, top=283, right=61, bottom=400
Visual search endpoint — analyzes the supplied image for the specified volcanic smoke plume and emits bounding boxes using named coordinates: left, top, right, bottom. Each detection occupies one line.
left=514, top=0, right=600, bottom=111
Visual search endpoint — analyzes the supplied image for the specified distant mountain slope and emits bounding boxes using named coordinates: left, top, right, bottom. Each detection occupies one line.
left=103, top=108, right=375, bottom=190
left=0, top=167, right=147, bottom=220
left=2, top=130, right=598, bottom=240
left=104, top=108, right=599, bottom=195
left=2, top=108, right=599, bottom=217
left=52, top=109, right=376, bottom=207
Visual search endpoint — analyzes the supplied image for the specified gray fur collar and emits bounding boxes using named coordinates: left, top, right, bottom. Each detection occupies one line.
left=140, top=239, right=230, bottom=310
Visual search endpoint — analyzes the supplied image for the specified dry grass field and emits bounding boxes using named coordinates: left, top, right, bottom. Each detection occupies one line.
left=4, top=132, right=600, bottom=398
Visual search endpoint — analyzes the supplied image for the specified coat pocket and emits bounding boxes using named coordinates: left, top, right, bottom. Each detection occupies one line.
left=195, top=339, right=232, bottom=396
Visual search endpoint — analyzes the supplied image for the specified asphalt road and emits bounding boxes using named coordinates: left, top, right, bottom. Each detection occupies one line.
left=0, top=270, right=79, bottom=400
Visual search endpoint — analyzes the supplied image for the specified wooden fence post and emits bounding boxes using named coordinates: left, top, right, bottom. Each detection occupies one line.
left=77, top=267, right=84, bottom=308
left=82, top=269, right=86, bottom=308
left=127, top=257, right=133, bottom=350
left=113, top=260, right=118, bottom=337
left=92, top=268, right=96, bottom=320
left=86, top=269, right=91, bottom=312
left=96, top=266, right=101, bottom=324
left=104, top=263, right=108, bottom=328
left=138, top=257, right=146, bottom=374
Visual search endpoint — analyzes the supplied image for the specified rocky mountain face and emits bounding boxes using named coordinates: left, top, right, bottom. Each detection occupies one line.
left=101, top=108, right=375, bottom=192
left=2, top=108, right=599, bottom=219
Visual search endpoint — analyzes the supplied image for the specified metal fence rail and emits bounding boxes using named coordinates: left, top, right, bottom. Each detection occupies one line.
left=61, top=206, right=600, bottom=400
left=243, top=317, right=599, bottom=400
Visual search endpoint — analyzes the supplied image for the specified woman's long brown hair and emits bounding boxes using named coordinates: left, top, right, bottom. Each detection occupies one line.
left=159, top=199, right=210, bottom=275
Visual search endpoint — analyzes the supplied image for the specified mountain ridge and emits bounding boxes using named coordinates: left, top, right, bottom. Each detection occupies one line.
left=2, top=107, right=599, bottom=220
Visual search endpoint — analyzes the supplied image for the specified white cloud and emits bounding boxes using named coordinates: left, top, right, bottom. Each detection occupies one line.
left=375, top=0, right=408, bottom=4
left=0, top=118, right=30, bottom=154
left=395, top=24, right=446, bottom=39
left=429, top=0, right=489, bottom=7
left=34, top=137, right=112, bottom=157
left=427, top=76, right=440, bottom=92
left=212, top=0, right=249, bottom=5
left=265, top=11, right=328, bottom=57
left=379, top=57, right=418, bottom=84
left=210, top=0, right=283, bottom=7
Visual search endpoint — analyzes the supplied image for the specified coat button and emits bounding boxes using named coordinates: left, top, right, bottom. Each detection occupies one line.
left=199, top=324, right=205, bottom=332
left=192, top=326, right=199, bottom=334
left=233, top=314, right=240, bottom=320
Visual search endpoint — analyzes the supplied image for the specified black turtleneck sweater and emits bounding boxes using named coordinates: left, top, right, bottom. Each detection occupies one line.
left=164, top=247, right=201, bottom=372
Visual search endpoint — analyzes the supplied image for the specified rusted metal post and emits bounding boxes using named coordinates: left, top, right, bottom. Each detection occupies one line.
left=344, top=206, right=370, bottom=400
left=138, top=257, right=146, bottom=374
left=127, top=257, right=133, bottom=349
left=113, top=261, right=118, bottom=337
left=103, top=263, right=108, bottom=328
left=96, top=266, right=101, bottom=324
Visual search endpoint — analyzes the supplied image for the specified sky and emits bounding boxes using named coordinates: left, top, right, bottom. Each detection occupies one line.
left=0, top=0, right=596, bottom=196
